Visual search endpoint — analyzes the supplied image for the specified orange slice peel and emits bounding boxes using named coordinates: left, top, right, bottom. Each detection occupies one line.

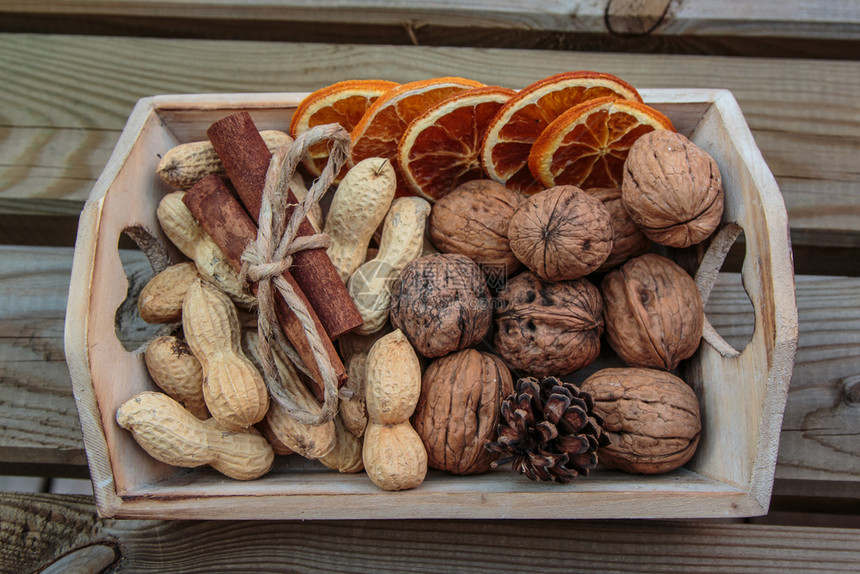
left=397, top=86, right=516, bottom=201
left=481, top=71, right=642, bottom=195
left=289, top=79, right=399, bottom=178
left=528, top=97, right=675, bottom=190
left=350, top=76, right=485, bottom=195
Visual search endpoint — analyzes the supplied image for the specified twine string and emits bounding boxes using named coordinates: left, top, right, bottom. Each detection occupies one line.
left=241, top=123, right=351, bottom=425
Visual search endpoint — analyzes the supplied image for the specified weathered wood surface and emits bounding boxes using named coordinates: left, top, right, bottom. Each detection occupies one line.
left=2, top=1, right=858, bottom=41
left=2, top=493, right=859, bottom=574
left=0, top=246, right=856, bottom=503
left=1, top=35, right=859, bottom=251
left=0, top=246, right=152, bottom=478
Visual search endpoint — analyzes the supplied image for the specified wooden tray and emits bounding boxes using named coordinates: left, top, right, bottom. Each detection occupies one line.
left=65, top=89, right=798, bottom=520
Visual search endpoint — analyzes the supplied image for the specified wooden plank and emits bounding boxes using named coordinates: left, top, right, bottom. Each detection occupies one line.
left=0, top=246, right=857, bottom=503
left=0, top=246, right=87, bottom=476
left=2, top=493, right=860, bottom=573
left=3, top=13, right=857, bottom=61
left=1, top=1, right=858, bottom=41
left=1, top=35, right=858, bottom=248
left=707, top=274, right=860, bottom=498
left=0, top=246, right=154, bottom=478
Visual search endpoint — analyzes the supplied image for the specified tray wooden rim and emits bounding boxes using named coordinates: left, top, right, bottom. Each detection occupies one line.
left=64, top=88, right=798, bottom=520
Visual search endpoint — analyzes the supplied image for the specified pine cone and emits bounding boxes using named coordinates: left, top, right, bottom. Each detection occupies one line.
left=485, top=376, right=610, bottom=484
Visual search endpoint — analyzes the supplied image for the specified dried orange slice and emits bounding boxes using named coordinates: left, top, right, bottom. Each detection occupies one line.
left=528, top=97, right=674, bottom=189
left=289, top=79, right=399, bottom=178
left=350, top=77, right=485, bottom=195
left=481, top=71, right=641, bottom=195
left=397, top=86, right=516, bottom=201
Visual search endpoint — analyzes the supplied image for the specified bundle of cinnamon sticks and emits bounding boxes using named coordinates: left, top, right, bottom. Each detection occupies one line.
left=183, top=112, right=363, bottom=400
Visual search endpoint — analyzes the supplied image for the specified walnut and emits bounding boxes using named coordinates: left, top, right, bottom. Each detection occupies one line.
left=429, top=180, right=523, bottom=277
left=494, top=271, right=603, bottom=377
left=412, top=349, right=514, bottom=474
left=601, top=253, right=703, bottom=371
left=508, top=185, right=613, bottom=281
left=581, top=367, right=701, bottom=474
left=390, top=253, right=492, bottom=358
left=585, top=187, right=651, bottom=271
left=622, top=130, right=724, bottom=248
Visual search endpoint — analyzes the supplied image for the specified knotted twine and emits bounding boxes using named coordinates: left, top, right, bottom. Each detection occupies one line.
left=241, top=123, right=351, bottom=426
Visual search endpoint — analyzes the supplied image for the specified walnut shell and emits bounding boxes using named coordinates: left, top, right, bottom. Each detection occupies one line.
left=586, top=187, right=651, bottom=271
left=494, top=271, right=603, bottom=377
left=622, top=130, right=724, bottom=248
left=508, top=185, right=613, bottom=281
left=601, top=253, right=703, bottom=371
left=429, top=180, right=523, bottom=275
left=412, top=349, right=514, bottom=475
left=581, top=367, right=701, bottom=474
left=390, top=254, right=492, bottom=358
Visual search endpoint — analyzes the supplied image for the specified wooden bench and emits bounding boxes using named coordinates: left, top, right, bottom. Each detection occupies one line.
left=1, top=2, right=859, bottom=570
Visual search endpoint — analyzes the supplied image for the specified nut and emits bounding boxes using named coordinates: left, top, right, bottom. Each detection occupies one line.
left=412, top=349, right=513, bottom=474
left=390, top=253, right=492, bottom=358
left=242, top=331, right=335, bottom=460
left=337, top=327, right=392, bottom=437
left=429, top=180, right=523, bottom=275
left=144, top=335, right=207, bottom=419
left=581, top=367, right=701, bottom=474
left=508, top=185, right=613, bottom=280
left=362, top=330, right=427, bottom=491
left=117, top=391, right=274, bottom=480
left=157, top=130, right=292, bottom=189
left=601, top=253, right=704, bottom=371
left=319, top=416, right=364, bottom=474
left=325, top=157, right=397, bottom=282
left=182, top=279, right=269, bottom=429
left=362, top=422, right=427, bottom=491
left=622, top=130, right=724, bottom=248
left=137, top=262, right=198, bottom=324
left=348, top=196, right=430, bottom=335
left=494, top=271, right=603, bottom=377
left=156, top=191, right=255, bottom=307
left=586, top=187, right=650, bottom=271
left=364, top=330, right=422, bottom=425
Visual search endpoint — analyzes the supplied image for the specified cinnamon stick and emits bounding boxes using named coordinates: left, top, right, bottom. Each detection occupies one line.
left=207, top=112, right=363, bottom=340
left=183, top=174, right=346, bottom=400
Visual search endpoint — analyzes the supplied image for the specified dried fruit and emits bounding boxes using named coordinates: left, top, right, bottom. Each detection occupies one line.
left=289, top=79, right=398, bottom=180
left=481, top=71, right=641, bottom=194
left=508, top=185, right=613, bottom=281
left=601, top=253, right=704, bottom=370
left=398, top=86, right=515, bottom=201
left=412, top=349, right=514, bottom=474
left=350, top=77, right=484, bottom=195
left=622, top=130, right=724, bottom=248
left=494, top=272, right=603, bottom=377
left=581, top=367, right=701, bottom=474
left=428, top=179, right=523, bottom=277
left=389, top=253, right=492, bottom=357
left=485, top=376, right=610, bottom=484
left=529, top=97, right=674, bottom=190
left=587, top=187, right=651, bottom=271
